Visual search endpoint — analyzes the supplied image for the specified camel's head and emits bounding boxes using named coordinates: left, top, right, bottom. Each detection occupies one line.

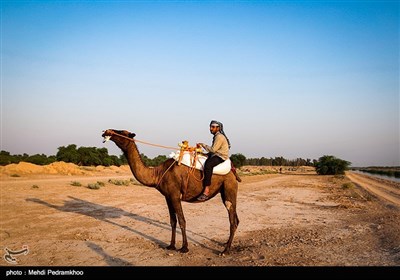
left=102, top=129, right=136, bottom=143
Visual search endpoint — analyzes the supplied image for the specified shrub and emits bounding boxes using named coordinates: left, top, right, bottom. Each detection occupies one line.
left=315, top=155, right=351, bottom=175
left=230, top=153, right=246, bottom=168
left=70, top=181, right=82, bottom=187
left=108, top=179, right=131, bottom=186
left=342, top=182, right=354, bottom=189
left=87, top=183, right=101, bottom=190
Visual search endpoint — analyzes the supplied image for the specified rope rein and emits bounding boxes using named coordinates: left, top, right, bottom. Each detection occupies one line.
left=109, top=131, right=205, bottom=193
left=156, top=160, right=177, bottom=188
left=108, top=131, right=178, bottom=150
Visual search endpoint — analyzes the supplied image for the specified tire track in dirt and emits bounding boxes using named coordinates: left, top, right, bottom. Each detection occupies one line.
left=346, top=171, right=400, bottom=207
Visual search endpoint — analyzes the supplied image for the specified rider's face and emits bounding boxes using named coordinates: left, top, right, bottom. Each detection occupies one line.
left=210, top=125, right=220, bottom=134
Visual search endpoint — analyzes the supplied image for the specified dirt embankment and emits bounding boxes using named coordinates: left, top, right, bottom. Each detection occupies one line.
left=346, top=171, right=400, bottom=207
left=0, top=161, right=131, bottom=177
left=1, top=164, right=400, bottom=266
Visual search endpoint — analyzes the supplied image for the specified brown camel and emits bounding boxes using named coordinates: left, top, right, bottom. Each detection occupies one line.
left=101, top=129, right=240, bottom=254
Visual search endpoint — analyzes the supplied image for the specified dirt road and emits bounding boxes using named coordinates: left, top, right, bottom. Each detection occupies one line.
left=346, top=171, right=400, bottom=207
left=1, top=170, right=400, bottom=267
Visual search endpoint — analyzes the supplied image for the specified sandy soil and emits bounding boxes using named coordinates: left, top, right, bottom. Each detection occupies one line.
left=346, top=172, right=400, bottom=206
left=1, top=164, right=400, bottom=267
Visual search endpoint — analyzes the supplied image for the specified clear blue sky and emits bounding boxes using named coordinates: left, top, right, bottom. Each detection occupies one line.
left=1, top=0, right=399, bottom=167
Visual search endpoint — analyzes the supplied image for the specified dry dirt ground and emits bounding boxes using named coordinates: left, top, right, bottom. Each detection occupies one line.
left=1, top=163, right=400, bottom=270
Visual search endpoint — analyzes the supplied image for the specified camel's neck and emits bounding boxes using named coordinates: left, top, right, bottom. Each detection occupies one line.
left=111, top=135, right=160, bottom=187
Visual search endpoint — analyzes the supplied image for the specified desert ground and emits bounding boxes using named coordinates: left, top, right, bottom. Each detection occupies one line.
left=1, top=162, right=400, bottom=267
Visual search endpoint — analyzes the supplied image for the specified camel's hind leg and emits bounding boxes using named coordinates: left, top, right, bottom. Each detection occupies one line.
left=220, top=183, right=239, bottom=255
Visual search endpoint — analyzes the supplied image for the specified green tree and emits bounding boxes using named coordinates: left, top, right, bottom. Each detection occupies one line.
left=77, top=147, right=102, bottom=166
left=26, top=154, right=56, bottom=165
left=109, top=155, right=122, bottom=166
left=119, top=154, right=128, bottom=165
left=56, top=145, right=80, bottom=163
left=0, top=150, right=15, bottom=165
left=151, top=155, right=168, bottom=166
left=230, top=153, right=246, bottom=168
left=102, top=157, right=114, bottom=167
left=314, top=155, right=351, bottom=175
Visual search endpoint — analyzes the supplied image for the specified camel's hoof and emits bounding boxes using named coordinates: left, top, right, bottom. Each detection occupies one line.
left=220, top=249, right=230, bottom=256
left=179, top=247, right=189, bottom=253
left=166, top=245, right=176, bottom=250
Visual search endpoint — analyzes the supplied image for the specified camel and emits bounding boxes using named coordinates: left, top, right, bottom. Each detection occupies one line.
left=101, top=129, right=240, bottom=254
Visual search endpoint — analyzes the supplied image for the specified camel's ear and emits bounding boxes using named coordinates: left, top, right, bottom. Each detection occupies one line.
left=128, top=133, right=136, bottom=138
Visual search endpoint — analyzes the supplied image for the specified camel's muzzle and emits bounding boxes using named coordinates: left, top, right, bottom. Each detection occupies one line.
left=103, top=135, right=111, bottom=143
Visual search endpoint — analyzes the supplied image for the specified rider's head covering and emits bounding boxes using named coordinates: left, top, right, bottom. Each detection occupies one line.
left=210, top=120, right=231, bottom=149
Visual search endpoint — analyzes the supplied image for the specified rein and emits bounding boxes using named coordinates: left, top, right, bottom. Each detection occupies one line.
left=108, top=130, right=178, bottom=150
left=108, top=130, right=205, bottom=198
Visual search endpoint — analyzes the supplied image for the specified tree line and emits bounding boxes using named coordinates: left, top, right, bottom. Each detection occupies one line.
left=229, top=154, right=350, bottom=175
left=230, top=153, right=315, bottom=168
left=0, top=145, right=168, bottom=167
left=1, top=147, right=314, bottom=168
left=0, top=145, right=123, bottom=166
left=0, top=146, right=351, bottom=175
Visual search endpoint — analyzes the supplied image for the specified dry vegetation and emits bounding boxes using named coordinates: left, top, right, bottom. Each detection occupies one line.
left=1, top=162, right=400, bottom=268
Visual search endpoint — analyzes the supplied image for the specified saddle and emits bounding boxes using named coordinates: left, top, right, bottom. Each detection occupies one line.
left=170, top=150, right=232, bottom=175
left=169, top=140, right=241, bottom=182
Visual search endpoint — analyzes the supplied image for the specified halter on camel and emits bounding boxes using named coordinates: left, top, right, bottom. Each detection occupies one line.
left=103, top=130, right=208, bottom=198
left=103, top=130, right=241, bottom=195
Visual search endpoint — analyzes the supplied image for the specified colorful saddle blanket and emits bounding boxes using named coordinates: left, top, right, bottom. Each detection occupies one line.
left=169, top=151, right=231, bottom=175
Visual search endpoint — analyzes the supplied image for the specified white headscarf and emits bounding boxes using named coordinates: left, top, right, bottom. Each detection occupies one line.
left=210, top=120, right=231, bottom=149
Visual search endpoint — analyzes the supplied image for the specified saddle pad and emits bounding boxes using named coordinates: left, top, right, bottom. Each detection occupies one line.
left=169, top=151, right=231, bottom=175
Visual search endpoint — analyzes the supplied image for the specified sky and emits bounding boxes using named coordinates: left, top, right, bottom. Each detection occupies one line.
left=1, top=0, right=399, bottom=167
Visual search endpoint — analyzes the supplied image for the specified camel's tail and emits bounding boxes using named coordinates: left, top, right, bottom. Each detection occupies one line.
left=231, top=163, right=242, bottom=182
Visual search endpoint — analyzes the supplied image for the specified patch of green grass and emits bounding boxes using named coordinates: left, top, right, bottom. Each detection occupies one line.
left=10, top=174, right=21, bottom=177
left=70, top=181, right=82, bottom=187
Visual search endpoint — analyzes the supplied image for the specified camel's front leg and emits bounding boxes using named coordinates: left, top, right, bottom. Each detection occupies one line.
left=165, top=198, right=177, bottom=250
left=171, top=198, right=189, bottom=253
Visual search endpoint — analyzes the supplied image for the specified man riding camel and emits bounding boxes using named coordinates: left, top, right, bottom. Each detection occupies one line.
left=197, top=120, right=231, bottom=201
